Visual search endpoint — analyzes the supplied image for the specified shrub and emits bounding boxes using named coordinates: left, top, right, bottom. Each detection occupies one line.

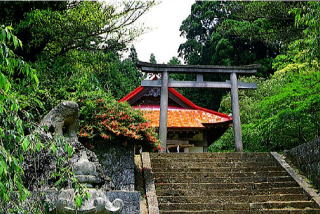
left=77, top=91, right=160, bottom=151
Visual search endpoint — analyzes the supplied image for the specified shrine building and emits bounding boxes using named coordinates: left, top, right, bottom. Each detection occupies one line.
left=119, top=84, right=232, bottom=153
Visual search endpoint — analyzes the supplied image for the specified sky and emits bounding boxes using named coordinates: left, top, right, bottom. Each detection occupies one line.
left=132, top=0, right=195, bottom=64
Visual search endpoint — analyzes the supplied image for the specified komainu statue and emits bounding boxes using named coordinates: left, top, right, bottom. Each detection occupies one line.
left=39, top=101, right=79, bottom=141
left=33, top=101, right=124, bottom=213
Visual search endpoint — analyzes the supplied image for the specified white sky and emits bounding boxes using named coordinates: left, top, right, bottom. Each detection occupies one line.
left=132, top=0, right=195, bottom=64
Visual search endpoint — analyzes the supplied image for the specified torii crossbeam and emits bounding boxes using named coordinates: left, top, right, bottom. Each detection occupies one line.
left=137, top=61, right=259, bottom=152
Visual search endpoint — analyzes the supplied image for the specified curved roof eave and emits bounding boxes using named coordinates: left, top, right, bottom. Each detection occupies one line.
left=119, top=86, right=232, bottom=121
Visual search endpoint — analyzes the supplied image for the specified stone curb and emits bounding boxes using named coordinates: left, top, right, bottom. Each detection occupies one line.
left=271, top=152, right=320, bottom=207
left=141, top=152, right=159, bottom=214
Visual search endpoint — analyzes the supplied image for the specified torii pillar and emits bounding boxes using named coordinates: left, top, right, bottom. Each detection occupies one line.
left=137, top=61, right=259, bottom=152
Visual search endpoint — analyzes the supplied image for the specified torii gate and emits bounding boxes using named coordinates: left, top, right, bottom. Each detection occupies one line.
left=137, top=61, right=259, bottom=152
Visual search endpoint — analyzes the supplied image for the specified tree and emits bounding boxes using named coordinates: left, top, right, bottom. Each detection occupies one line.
left=13, top=1, right=155, bottom=60
left=0, top=1, right=68, bottom=26
left=167, top=56, right=181, bottom=65
left=149, top=53, right=157, bottom=64
left=175, top=1, right=307, bottom=110
left=285, top=2, right=320, bottom=63
left=179, top=1, right=305, bottom=75
left=129, top=45, right=138, bottom=63
left=35, top=50, right=142, bottom=105
left=5, top=1, right=153, bottom=108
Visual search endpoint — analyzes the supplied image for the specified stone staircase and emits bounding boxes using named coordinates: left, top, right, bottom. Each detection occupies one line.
left=148, top=153, right=320, bottom=213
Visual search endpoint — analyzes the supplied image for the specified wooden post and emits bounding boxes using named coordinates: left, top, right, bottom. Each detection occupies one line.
left=159, top=70, right=169, bottom=153
left=230, top=72, right=243, bottom=152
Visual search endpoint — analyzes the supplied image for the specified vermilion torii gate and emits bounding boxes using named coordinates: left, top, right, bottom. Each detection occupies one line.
left=137, top=61, right=259, bottom=152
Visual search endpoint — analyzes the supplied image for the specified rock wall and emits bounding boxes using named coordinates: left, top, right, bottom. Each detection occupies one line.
left=107, top=191, right=140, bottom=214
left=285, top=137, right=320, bottom=189
left=94, top=143, right=135, bottom=191
left=94, top=143, right=140, bottom=214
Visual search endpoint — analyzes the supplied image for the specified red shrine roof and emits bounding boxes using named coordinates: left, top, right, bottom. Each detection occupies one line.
left=119, top=86, right=232, bottom=129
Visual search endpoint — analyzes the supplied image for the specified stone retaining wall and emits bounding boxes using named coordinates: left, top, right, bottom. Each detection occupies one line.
left=285, top=137, right=320, bottom=190
left=94, top=143, right=140, bottom=214
left=94, top=143, right=135, bottom=191
left=107, top=191, right=140, bottom=214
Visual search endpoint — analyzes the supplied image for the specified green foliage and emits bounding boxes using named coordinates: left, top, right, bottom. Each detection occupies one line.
left=129, top=45, right=139, bottom=63
left=178, top=1, right=302, bottom=69
left=0, top=26, right=39, bottom=209
left=14, top=1, right=154, bottom=60
left=149, top=53, right=157, bottom=64
left=35, top=50, right=141, bottom=105
left=177, top=1, right=306, bottom=110
left=289, top=2, right=320, bottom=63
left=270, top=2, right=320, bottom=70
left=77, top=91, right=160, bottom=151
left=0, top=1, right=67, bottom=26
left=210, top=64, right=320, bottom=152
left=167, top=56, right=181, bottom=65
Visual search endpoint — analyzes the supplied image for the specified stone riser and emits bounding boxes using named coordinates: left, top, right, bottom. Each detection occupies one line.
left=155, top=181, right=299, bottom=190
left=156, top=187, right=306, bottom=197
left=151, top=161, right=280, bottom=168
left=150, top=152, right=270, bottom=159
left=151, top=157, right=276, bottom=163
left=158, top=201, right=319, bottom=211
left=152, top=166, right=286, bottom=173
left=158, top=194, right=311, bottom=203
left=148, top=153, right=320, bottom=213
left=159, top=210, right=320, bottom=214
left=250, top=201, right=319, bottom=209
left=155, top=176, right=294, bottom=184
left=154, top=171, right=289, bottom=178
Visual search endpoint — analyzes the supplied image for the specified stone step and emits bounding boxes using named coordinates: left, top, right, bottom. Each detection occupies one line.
left=159, top=202, right=250, bottom=211
left=150, top=152, right=270, bottom=159
left=151, top=158, right=277, bottom=164
left=159, top=201, right=319, bottom=211
left=152, top=166, right=286, bottom=173
left=151, top=161, right=280, bottom=168
left=155, top=176, right=294, bottom=184
left=154, top=171, right=289, bottom=178
left=148, top=152, right=320, bottom=213
left=156, top=187, right=306, bottom=197
left=157, top=194, right=311, bottom=204
left=159, top=209, right=320, bottom=214
left=155, top=181, right=299, bottom=191
left=250, top=201, right=319, bottom=210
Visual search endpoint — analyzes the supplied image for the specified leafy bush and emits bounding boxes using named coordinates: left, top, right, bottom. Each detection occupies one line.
left=0, top=26, right=40, bottom=211
left=77, top=91, right=160, bottom=151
